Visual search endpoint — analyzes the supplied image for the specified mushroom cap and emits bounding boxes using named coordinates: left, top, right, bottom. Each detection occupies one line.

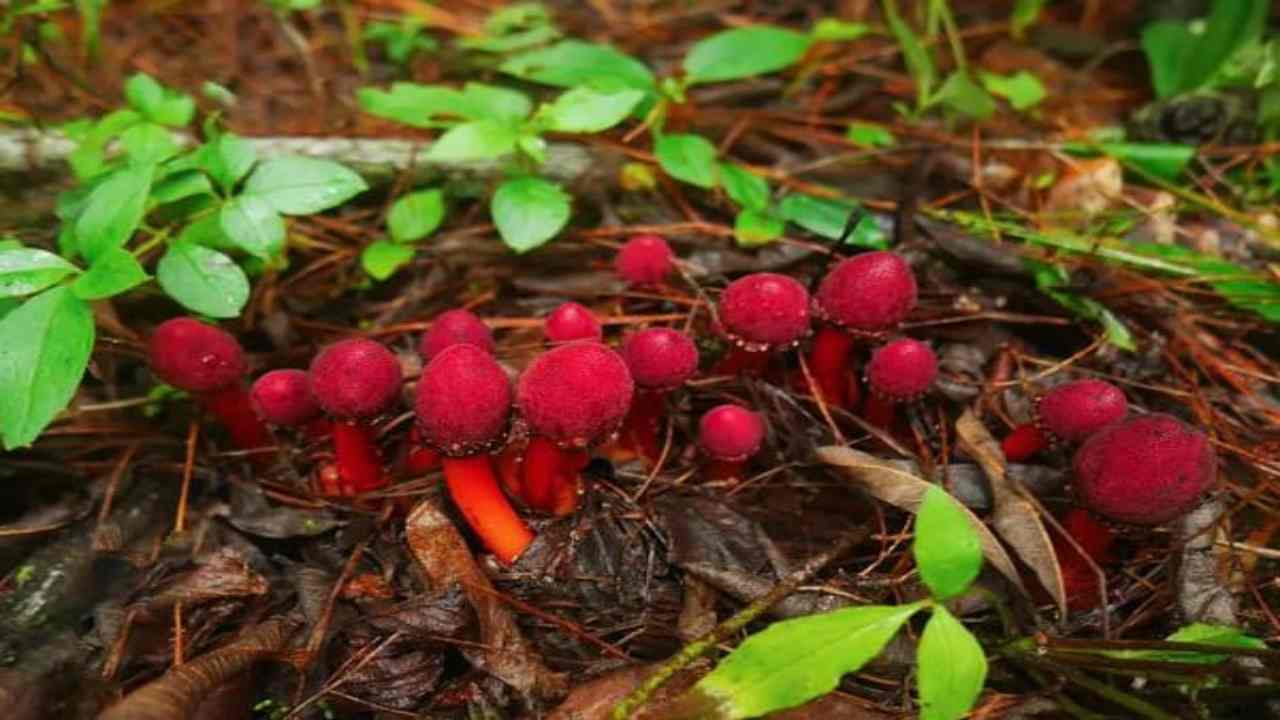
left=621, top=328, right=699, bottom=391
left=308, top=338, right=402, bottom=420
left=545, top=302, right=603, bottom=343
left=1073, top=413, right=1216, bottom=526
left=1039, top=379, right=1128, bottom=443
left=419, top=309, right=495, bottom=361
left=699, top=404, right=765, bottom=462
left=148, top=317, right=247, bottom=393
left=415, top=344, right=512, bottom=456
left=866, top=338, right=937, bottom=402
left=251, top=369, right=320, bottom=426
left=815, top=252, right=917, bottom=334
left=516, top=341, right=634, bottom=446
left=615, top=234, right=674, bottom=286
left=718, top=273, right=811, bottom=349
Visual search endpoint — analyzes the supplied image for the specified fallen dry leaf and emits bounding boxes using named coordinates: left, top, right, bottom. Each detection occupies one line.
left=1044, top=157, right=1122, bottom=222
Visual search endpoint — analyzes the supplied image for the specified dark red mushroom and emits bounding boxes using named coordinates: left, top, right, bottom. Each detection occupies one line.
left=308, top=338, right=402, bottom=496
left=416, top=344, right=533, bottom=564
left=250, top=369, right=328, bottom=439
left=618, top=328, right=699, bottom=461
left=418, top=308, right=495, bottom=361
left=1002, top=379, right=1128, bottom=462
left=698, top=404, right=765, bottom=481
left=615, top=234, right=675, bottom=286
left=715, top=272, right=811, bottom=376
left=862, top=338, right=936, bottom=428
left=1051, top=507, right=1117, bottom=611
left=544, top=301, right=603, bottom=343
left=516, top=341, right=634, bottom=515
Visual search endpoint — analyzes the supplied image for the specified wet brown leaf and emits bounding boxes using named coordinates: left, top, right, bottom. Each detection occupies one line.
left=147, top=549, right=269, bottom=610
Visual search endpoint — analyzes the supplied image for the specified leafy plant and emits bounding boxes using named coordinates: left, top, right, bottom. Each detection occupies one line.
left=1141, top=0, right=1269, bottom=99
left=882, top=0, right=998, bottom=121
left=362, top=17, right=438, bottom=67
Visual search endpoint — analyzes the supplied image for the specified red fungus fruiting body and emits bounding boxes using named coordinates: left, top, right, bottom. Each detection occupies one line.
left=416, top=344, right=532, bottom=564
left=619, top=328, right=699, bottom=461
left=863, top=338, right=936, bottom=428
left=698, top=404, right=765, bottom=481
left=545, top=301, right=603, bottom=343
left=516, top=342, right=634, bottom=515
left=1002, top=379, right=1128, bottom=462
left=1052, top=508, right=1117, bottom=611
left=808, top=252, right=917, bottom=409
left=148, top=317, right=272, bottom=458
left=1072, top=413, right=1216, bottom=526
left=251, top=369, right=328, bottom=439
left=716, top=273, right=811, bottom=376
left=419, top=309, right=495, bottom=361
left=308, top=338, right=403, bottom=496
left=615, top=234, right=675, bottom=286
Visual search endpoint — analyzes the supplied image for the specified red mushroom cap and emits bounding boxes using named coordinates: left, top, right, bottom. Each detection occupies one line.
left=308, top=338, right=402, bottom=420
left=698, top=404, right=765, bottom=462
left=866, top=338, right=937, bottom=402
left=419, top=309, right=495, bottom=361
left=415, top=344, right=512, bottom=456
left=815, top=252, right=917, bottom=334
left=545, top=302, right=603, bottom=343
left=148, top=317, right=247, bottom=393
left=615, top=234, right=674, bottom=286
left=718, top=273, right=811, bottom=350
left=1073, top=413, right=1216, bottom=526
left=621, top=328, right=699, bottom=391
left=251, top=369, right=319, bottom=426
left=516, top=341, right=634, bottom=447
left=1039, top=379, right=1128, bottom=443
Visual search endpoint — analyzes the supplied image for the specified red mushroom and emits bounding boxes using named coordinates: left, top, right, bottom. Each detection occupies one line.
left=619, top=328, right=699, bottom=461
left=516, top=341, right=634, bottom=515
left=308, top=338, right=402, bottom=496
left=544, top=301, right=603, bottom=343
left=715, top=272, right=811, bottom=377
left=148, top=317, right=272, bottom=459
left=698, top=404, right=765, bottom=482
left=418, top=308, right=495, bottom=361
left=863, top=338, right=937, bottom=429
left=808, top=251, right=917, bottom=409
left=250, top=369, right=328, bottom=439
left=1051, top=507, right=1117, bottom=612
left=1002, top=379, right=1128, bottom=462
left=615, top=234, right=675, bottom=286
left=416, top=344, right=533, bottom=564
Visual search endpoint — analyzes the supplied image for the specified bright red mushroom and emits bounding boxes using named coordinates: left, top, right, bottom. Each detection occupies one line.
left=1052, top=507, right=1117, bottom=612
left=250, top=368, right=328, bottom=439
left=615, top=234, right=675, bottom=286
left=308, top=338, right=403, bottom=496
left=516, top=341, right=634, bottom=515
left=1002, top=379, right=1128, bottom=462
left=863, top=338, right=937, bottom=429
left=698, top=404, right=765, bottom=482
left=715, top=272, right=811, bottom=376
left=544, top=301, right=603, bottom=343
left=418, top=308, right=495, bottom=361
left=619, top=327, right=699, bottom=461
left=416, top=344, right=533, bottom=564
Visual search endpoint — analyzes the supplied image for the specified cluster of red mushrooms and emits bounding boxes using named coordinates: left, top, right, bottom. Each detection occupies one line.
left=146, top=234, right=1217, bottom=587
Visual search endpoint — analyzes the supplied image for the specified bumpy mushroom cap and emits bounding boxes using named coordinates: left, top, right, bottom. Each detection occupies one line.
left=698, top=404, right=765, bottom=462
left=814, top=252, right=917, bottom=335
left=415, top=344, right=512, bottom=456
left=149, top=317, right=247, bottom=393
left=1073, top=413, right=1216, bottom=526
left=621, top=328, right=699, bottom=391
left=308, top=338, right=402, bottom=420
left=517, top=341, right=634, bottom=447
left=718, top=273, right=811, bottom=350
left=419, top=309, right=494, bottom=361
left=866, top=338, right=937, bottom=402
left=545, top=302, right=603, bottom=343
left=251, top=369, right=319, bottom=426
left=615, top=234, right=674, bottom=286
left=1038, top=379, right=1128, bottom=443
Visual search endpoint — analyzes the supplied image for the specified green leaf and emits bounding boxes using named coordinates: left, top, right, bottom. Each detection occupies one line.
left=719, top=163, right=770, bottom=211
left=242, top=156, right=368, bottom=215
left=0, top=287, right=95, bottom=449
left=1141, top=1, right=1268, bottom=98
left=388, top=189, right=446, bottom=243
left=120, top=122, right=179, bottom=164
left=918, top=607, right=988, bottom=720
left=1103, top=623, right=1268, bottom=664
left=461, top=82, right=532, bottom=125
left=0, top=247, right=80, bottom=297
left=1011, top=0, right=1048, bottom=39
left=979, top=71, right=1046, bottom=111
left=71, top=247, right=148, bottom=300
left=425, top=120, right=518, bottom=162
left=847, top=213, right=889, bottom=249
left=933, top=71, right=996, bottom=120
left=491, top=176, right=571, bottom=253
left=655, top=133, right=718, bottom=189
left=220, top=196, right=286, bottom=259
left=693, top=602, right=925, bottom=718
left=734, top=209, right=785, bottom=247
left=123, top=72, right=194, bottom=126
left=150, top=169, right=214, bottom=205
left=847, top=121, right=897, bottom=148
left=915, top=485, right=983, bottom=600
left=540, top=84, right=644, bottom=133
left=684, top=26, right=813, bottom=85
left=361, top=240, right=415, bottom=280
left=458, top=24, right=561, bottom=54
left=777, top=193, right=867, bottom=242
left=67, top=108, right=141, bottom=180
left=500, top=40, right=656, bottom=92
left=812, top=18, right=872, bottom=42
left=357, top=83, right=469, bottom=128
left=1095, top=142, right=1195, bottom=183
left=1026, top=259, right=1136, bottom=351
left=75, top=164, right=155, bottom=262
left=156, top=242, right=249, bottom=318
left=1141, top=22, right=1196, bottom=99
left=198, top=133, right=257, bottom=190
left=884, top=2, right=935, bottom=107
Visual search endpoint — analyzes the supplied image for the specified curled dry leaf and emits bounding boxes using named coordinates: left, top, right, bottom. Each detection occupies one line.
left=1044, top=157, right=1122, bottom=222
left=146, top=548, right=269, bottom=611
left=955, top=410, right=1067, bottom=615
left=814, top=446, right=1028, bottom=598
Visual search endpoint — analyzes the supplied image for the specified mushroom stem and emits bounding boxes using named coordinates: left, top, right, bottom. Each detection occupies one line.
left=621, top=390, right=666, bottom=462
left=442, top=455, right=534, bottom=564
left=706, top=459, right=746, bottom=482
left=861, top=394, right=897, bottom=429
left=402, top=426, right=442, bottom=475
left=1054, top=508, right=1116, bottom=611
left=1002, top=423, right=1048, bottom=462
left=196, top=384, right=273, bottom=460
left=714, top=347, right=770, bottom=377
left=329, top=420, right=385, bottom=495
left=808, top=326, right=856, bottom=408
left=522, top=436, right=587, bottom=516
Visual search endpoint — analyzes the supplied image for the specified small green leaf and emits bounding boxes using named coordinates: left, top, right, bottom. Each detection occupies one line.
left=541, top=84, right=644, bottom=133
left=0, top=247, right=80, bottom=297
left=1141, top=0, right=1268, bottom=98
left=198, top=133, right=257, bottom=190
left=847, top=121, right=896, bottom=148
left=491, top=176, right=572, bottom=253
left=918, top=607, right=988, bottom=720
left=812, top=18, right=872, bottom=42
left=425, top=120, right=518, bottom=162
left=933, top=71, right=996, bottom=120
left=461, top=82, right=532, bottom=125
left=150, top=169, right=214, bottom=205
left=1011, top=0, right=1048, bottom=39
left=357, top=83, right=469, bottom=128
left=979, top=71, right=1046, bottom=111
left=156, top=242, right=249, bottom=318
left=777, top=193, right=867, bottom=242
left=361, top=240, right=415, bottom=280
left=458, top=24, right=561, bottom=54
left=0, top=287, right=95, bottom=449
left=1094, top=142, right=1195, bottom=183
left=884, top=2, right=935, bottom=106
left=655, top=133, right=718, bottom=189
left=517, top=134, right=548, bottom=164
left=75, top=163, right=155, bottom=262
left=734, top=209, right=785, bottom=247
left=719, top=163, right=770, bottom=211
left=1141, top=21, right=1196, bottom=100
left=915, top=485, right=983, bottom=600
left=220, top=196, right=286, bottom=259
left=388, top=189, right=446, bottom=243
left=500, top=40, right=656, bottom=92
left=847, top=213, right=889, bottom=249
left=71, top=247, right=148, bottom=300
left=684, top=26, right=813, bottom=85
left=1100, top=623, right=1268, bottom=664
left=120, top=122, right=179, bottom=164
left=123, top=72, right=194, bottom=126
left=67, top=109, right=141, bottom=180
left=242, top=156, right=368, bottom=215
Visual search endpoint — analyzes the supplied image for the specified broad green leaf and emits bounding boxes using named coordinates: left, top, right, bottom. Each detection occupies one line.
left=177, top=212, right=232, bottom=250
left=75, top=163, right=155, bottom=262
left=777, top=193, right=866, bottom=242
left=458, top=24, right=561, bottom=54
left=734, top=209, right=785, bottom=247
left=915, top=485, right=983, bottom=600
left=0, top=287, right=94, bottom=449
left=884, top=1, right=935, bottom=106
left=0, top=248, right=80, bottom=297
left=1092, top=142, right=1195, bottom=182
left=1141, top=22, right=1196, bottom=99
left=361, top=240, right=415, bottom=280
left=500, top=41, right=656, bottom=92
left=847, top=121, right=896, bottom=148
left=491, top=176, right=571, bottom=253
left=151, top=169, right=214, bottom=205
left=918, top=607, right=987, bottom=720
left=67, top=108, right=141, bottom=180
left=693, top=602, right=925, bottom=718
left=357, top=83, right=468, bottom=127
left=719, top=163, right=769, bottom=211
left=684, top=26, right=813, bottom=85
left=156, top=242, right=249, bottom=318
left=461, top=82, right=532, bottom=125
left=933, top=71, right=996, bottom=120
left=123, top=72, right=165, bottom=116
left=517, top=133, right=548, bottom=164
left=388, top=189, right=445, bottom=243
left=220, top=195, right=286, bottom=259
left=540, top=84, right=644, bottom=133
left=1011, top=0, right=1047, bottom=39
left=123, top=72, right=194, bottom=126
left=847, top=213, right=889, bottom=249
left=655, top=133, right=718, bottom=189
left=1141, top=0, right=1268, bottom=98
left=425, top=120, right=518, bottom=162
left=120, top=122, right=179, bottom=164
left=243, top=156, right=368, bottom=215
left=979, top=71, right=1046, bottom=111
left=71, top=247, right=148, bottom=299
left=198, top=133, right=257, bottom=190
left=812, top=18, right=872, bottom=42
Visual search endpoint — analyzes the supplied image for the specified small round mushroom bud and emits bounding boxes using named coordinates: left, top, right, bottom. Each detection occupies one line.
left=308, top=338, right=403, bottom=495
left=863, top=338, right=937, bottom=428
left=545, top=301, right=603, bottom=343
left=615, top=234, right=674, bottom=286
left=619, top=328, right=699, bottom=461
left=419, top=309, right=495, bottom=361
left=1072, top=414, right=1216, bottom=526
left=698, top=404, right=765, bottom=481
left=251, top=369, right=323, bottom=430
left=716, top=273, right=811, bottom=376
left=1003, top=379, right=1129, bottom=462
